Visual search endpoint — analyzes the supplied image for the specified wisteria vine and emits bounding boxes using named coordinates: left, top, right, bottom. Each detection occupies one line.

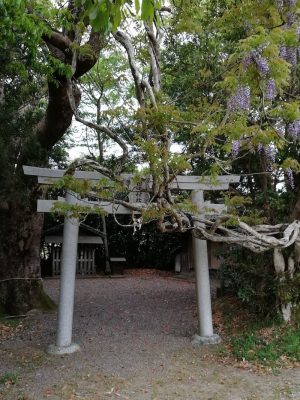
left=228, top=0, right=300, bottom=181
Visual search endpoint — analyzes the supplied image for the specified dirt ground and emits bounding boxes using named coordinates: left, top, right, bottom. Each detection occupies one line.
left=1, top=270, right=300, bottom=400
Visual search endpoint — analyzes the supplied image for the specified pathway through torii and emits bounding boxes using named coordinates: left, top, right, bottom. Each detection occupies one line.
left=23, top=165, right=239, bottom=354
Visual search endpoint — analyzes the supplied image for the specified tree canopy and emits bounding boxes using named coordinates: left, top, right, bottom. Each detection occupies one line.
left=62, top=1, right=300, bottom=243
left=1, top=0, right=300, bottom=318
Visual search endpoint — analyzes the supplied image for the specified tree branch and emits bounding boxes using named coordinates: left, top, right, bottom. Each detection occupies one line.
left=193, top=216, right=300, bottom=253
left=75, top=31, right=107, bottom=79
left=66, top=158, right=118, bottom=181
left=74, top=114, right=129, bottom=170
left=114, top=30, right=157, bottom=108
left=36, top=25, right=106, bottom=152
left=42, top=31, right=72, bottom=53
left=144, top=22, right=162, bottom=92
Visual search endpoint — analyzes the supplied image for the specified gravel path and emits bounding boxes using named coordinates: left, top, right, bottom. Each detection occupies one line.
left=1, top=270, right=300, bottom=400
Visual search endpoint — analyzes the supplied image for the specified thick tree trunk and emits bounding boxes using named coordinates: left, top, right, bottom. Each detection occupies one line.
left=0, top=10, right=105, bottom=315
left=274, top=244, right=300, bottom=323
left=0, top=201, right=55, bottom=315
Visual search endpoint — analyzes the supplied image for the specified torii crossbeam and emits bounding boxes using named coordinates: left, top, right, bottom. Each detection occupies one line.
left=23, top=165, right=240, bottom=354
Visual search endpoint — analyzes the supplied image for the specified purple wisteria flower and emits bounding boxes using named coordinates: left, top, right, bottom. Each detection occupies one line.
left=287, top=11, right=296, bottom=27
left=286, top=47, right=297, bottom=65
left=232, top=140, right=241, bottom=157
left=265, top=79, right=276, bottom=100
left=287, top=120, right=300, bottom=139
left=243, top=50, right=270, bottom=75
left=257, top=143, right=264, bottom=154
left=286, top=168, right=295, bottom=189
left=287, top=0, right=297, bottom=6
left=227, top=86, right=251, bottom=112
left=280, top=45, right=298, bottom=66
left=280, top=45, right=287, bottom=58
left=243, top=53, right=253, bottom=70
left=265, top=145, right=276, bottom=163
left=256, top=57, right=269, bottom=75
left=278, top=1, right=297, bottom=20
left=276, top=124, right=285, bottom=137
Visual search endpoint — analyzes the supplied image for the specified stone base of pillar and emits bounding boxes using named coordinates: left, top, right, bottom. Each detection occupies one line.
left=191, top=333, right=221, bottom=346
left=47, top=343, right=81, bottom=355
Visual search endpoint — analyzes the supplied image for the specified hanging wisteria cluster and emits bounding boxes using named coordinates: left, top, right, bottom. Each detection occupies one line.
left=242, top=48, right=277, bottom=101
left=265, top=78, right=276, bottom=100
left=257, top=143, right=276, bottom=163
left=286, top=167, right=295, bottom=189
left=257, top=143, right=264, bottom=154
left=277, top=0, right=284, bottom=13
left=280, top=45, right=298, bottom=65
left=277, top=0, right=297, bottom=14
left=231, top=140, right=278, bottom=165
left=231, top=140, right=241, bottom=157
left=257, top=143, right=277, bottom=163
left=227, top=85, right=250, bottom=112
left=278, top=0, right=299, bottom=66
left=264, top=144, right=276, bottom=163
left=287, top=120, right=300, bottom=139
left=229, top=0, right=299, bottom=178
left=243, top=49, right=269, bottom=75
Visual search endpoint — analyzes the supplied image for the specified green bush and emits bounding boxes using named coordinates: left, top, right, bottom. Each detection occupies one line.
left=219, top=246, right=278, bottom=317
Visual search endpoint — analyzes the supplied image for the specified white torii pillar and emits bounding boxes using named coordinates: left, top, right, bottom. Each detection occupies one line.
left=191, top=190, right=221, bottom=345
left=48, top=191, right=81, bottom=354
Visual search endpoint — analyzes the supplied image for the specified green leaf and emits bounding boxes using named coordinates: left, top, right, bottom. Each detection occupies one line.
left=89, top=5, right=99, bottom=21
left=135, top=0, right=140, bottom=14
left=141, top=0, right=154, bottom=22
left=93, top=10, right=110, bottom=32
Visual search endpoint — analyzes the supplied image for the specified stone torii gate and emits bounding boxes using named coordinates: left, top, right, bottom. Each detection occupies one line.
left=23, top=165, right=239, bottom=354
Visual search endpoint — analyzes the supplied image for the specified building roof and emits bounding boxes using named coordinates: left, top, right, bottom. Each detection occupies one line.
left=44, top=223, right=105, bottom=244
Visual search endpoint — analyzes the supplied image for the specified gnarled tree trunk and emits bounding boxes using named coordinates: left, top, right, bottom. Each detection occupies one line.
left=274, top=242, right=300, bottom=322
left=0, top=3, right=105, bottom=315
left=0, top=201, right=55, bottom=315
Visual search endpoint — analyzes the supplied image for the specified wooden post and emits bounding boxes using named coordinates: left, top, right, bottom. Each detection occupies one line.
left=48, top=191, right=81, bottom=354
left=175, top=253, right=181, bottom=273
left=191, top=190, right=221, bottom=345
left=102, top=215, right=111, bottom=274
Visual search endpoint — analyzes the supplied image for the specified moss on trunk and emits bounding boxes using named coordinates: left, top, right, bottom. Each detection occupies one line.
left=0, top=202, right=56, bottom=315
left=0, top=279, right=56, bottom=316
